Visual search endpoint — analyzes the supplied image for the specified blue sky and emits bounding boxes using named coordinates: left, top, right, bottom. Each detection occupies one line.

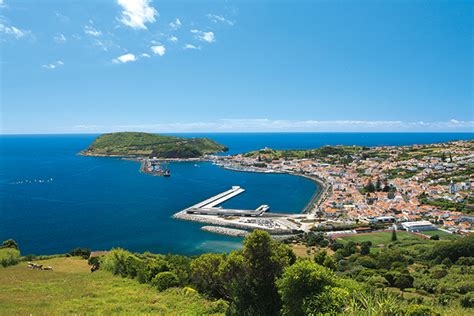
left=0, top=0, right=472, bottom=134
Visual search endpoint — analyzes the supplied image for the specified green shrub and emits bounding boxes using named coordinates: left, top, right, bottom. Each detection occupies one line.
left=100, top=248, right=141, bottom=277
left=430, top=235, right=474, bottom=262
left=68, top=248, right=91, bottom=259
left=460, top=292, right=474, bottom=308
left=404, top=304, right=439, bottom=316
left=1, top=239, right=19, bottom=250
left=136, top=258, right=169, bottom=284
left=152, top=271, right=179, bottom=291
left=0, top=248, right=20, bottom=267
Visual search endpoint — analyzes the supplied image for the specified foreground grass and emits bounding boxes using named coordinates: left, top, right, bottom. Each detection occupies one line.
left=337, top=231, right=423, bottom=246
left=0, top=257, right=225, bottom=315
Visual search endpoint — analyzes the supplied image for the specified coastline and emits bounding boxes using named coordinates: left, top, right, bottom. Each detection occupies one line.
left=79, top=152, right=327, bottom=239
left=171, top=161, right=328, bottom=239
left=216, top=163, right=327, bottom=215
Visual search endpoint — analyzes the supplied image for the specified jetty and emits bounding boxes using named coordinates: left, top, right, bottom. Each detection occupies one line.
left=173, top=186, right=305, bottom=236
left=183, top=186, right=270, bottom=217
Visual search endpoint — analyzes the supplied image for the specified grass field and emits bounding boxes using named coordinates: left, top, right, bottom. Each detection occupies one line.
left=337, top=231, right=423, bottom=246
left=420, top=229, right=459, bottom=240
left=0, top=257, right=226, bottom=315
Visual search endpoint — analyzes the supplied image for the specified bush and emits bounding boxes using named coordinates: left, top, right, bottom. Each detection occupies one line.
left=100, top=248, right=142, bottom=277
left=330, top=241, right=344, bottom=251
left=457, top=257, right=474, bottom=266
left=152, top=271, right=179, bottom=291
left=276, top=260, right=355, bottom=315
left=1, top=239, right=19, bottom=250
left=136, top=258, right=169, bottom=284
left=69, top=248, right=91, bottom=259
left=385, top=272, right=414, bottom=290
left=356, top=256, right=377, bottom=269
left=360, top=241, right=372, bottom=255
left=0, top=248, right=20, bottom=267
left=404, top=304, right=438, bottom=316
left=436, top=293, right=453, bottom=306
left=430, top=235, right=474, bottom=262
left=460, top=292, right=474, bottom=308
left=430, top=235, right=440, bottom=240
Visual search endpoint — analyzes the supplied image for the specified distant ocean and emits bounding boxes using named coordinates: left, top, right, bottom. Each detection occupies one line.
left=0, top=133, right=472, bottom=255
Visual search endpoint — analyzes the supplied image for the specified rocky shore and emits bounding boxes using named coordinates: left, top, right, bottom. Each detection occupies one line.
left=201, top=226, right=249, bottom=237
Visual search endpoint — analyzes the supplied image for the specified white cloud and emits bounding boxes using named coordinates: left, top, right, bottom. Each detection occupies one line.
left=117, top=0, right=157, bottom=30
left=169, top=18, right=181, bottom=30
left=141, top=53, right=150, bottom=58
left=168, top=35, right=178, bottom=42
left=112, top=53, right=137, bottom=64
left=0, top=23, right=29, bottom=39
left=191, top=29, right=215, bottom=43
left=67, top=119, right=474, bottom=133
left=207, top=14, right=234, bottom=26
left=53, top=33, right=67, bottom=43
left=184, top=43, right=200, bottom=50
left=84, top=25, right=102, bottom=37
left=151, top=45, right=166, bottom=56
left=42, top=60, right=64, bottom=70
left=55, top=11, right=70, bottom=22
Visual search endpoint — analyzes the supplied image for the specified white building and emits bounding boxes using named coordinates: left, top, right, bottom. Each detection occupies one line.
left=401, top=221, right=435, bottom=232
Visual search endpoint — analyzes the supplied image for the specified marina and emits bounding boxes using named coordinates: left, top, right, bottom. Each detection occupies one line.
left=174, top=186, right=305, bottom=235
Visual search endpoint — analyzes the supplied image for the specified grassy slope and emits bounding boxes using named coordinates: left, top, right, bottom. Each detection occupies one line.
left=82, top=132, right=227, bottom=158
left=0, top=257, right=224, bottom=315
left=337, top=231, right=423, bottom=246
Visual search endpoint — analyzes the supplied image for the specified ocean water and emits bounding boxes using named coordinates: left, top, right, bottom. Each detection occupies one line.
left=0, top=133, right=472, bottom=255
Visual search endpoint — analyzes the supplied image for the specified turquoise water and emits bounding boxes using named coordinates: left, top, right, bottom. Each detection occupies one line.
left=0, top=133, right=472, bottom=255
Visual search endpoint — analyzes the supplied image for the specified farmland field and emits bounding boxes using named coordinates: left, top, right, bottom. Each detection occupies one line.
left=337, top=231, right=423, bottom=246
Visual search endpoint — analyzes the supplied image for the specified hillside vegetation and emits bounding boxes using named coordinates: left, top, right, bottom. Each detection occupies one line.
left=1, top=232, right=473, bottom=315
left=0, top=256, right=226, bottom=314
left=81, top=132, right=228, bottom=158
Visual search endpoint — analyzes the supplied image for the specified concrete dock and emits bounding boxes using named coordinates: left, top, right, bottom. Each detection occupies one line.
left=190, top=186, right=245, bottom=209
left=173, top=186, right=305, bottom=237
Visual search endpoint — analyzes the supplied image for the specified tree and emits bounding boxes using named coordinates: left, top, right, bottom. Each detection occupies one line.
left=1, top=239, right=18, bottom=250
left=391, top=229, right=398, bottom=242
left=365, top=181, right=376, bottom=193
left=190, top=253, right=226, bottom=298
left=277, top=260, right=335, bottom=316
left=393, top=273, right=414, bottom=290
left=330, top=241, right=344, bottom=251
left=220, top=230, right=295, bottom=315
left=360, top=241, right=372, bottom=255
left=342, top=241, right=357, bottom=257
left=430, top=234, right=474, bottom=262
left=375, top=179, right=382, bottom=192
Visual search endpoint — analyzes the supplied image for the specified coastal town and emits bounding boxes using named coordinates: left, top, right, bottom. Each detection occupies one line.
left=171, top=139, right=474, bottom=238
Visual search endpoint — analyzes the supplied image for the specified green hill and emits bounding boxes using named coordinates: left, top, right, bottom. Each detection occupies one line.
left=80, top=132, right=228, bottom=158
left=0, top=256, right=226, bottom=314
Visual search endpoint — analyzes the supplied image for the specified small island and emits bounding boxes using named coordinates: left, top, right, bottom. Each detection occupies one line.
left=80, top=132, right=228, bottom=158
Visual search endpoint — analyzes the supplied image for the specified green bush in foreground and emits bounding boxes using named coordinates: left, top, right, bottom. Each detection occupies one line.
left=92, top=231, right=473, bottom=315
left=0, top=248, right=20, bottom=267
left=276, top=259, right=359, bottom=315
left=152, top=271, right=179, bottom=291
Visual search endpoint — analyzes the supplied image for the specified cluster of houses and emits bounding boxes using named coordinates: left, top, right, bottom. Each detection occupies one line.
left=214, top=140, right=473, bottom=235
